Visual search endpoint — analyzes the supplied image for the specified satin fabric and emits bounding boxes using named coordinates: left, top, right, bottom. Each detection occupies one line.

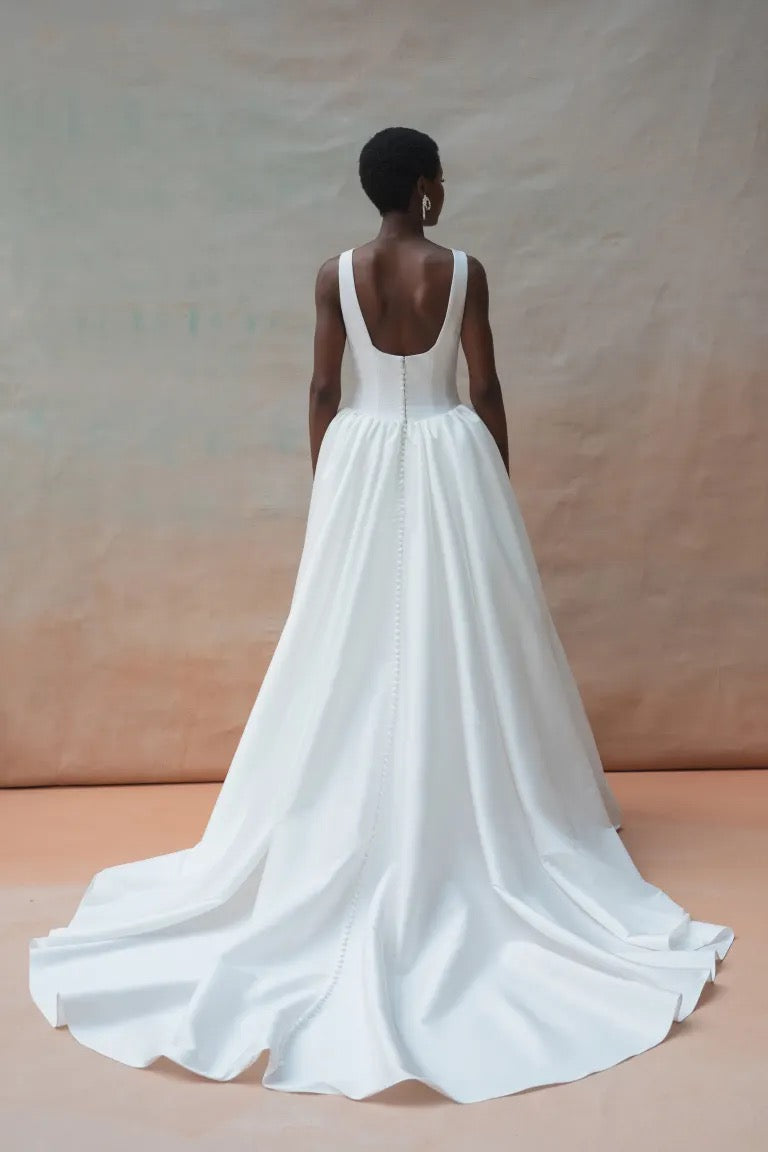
left=29, top=246, right=734, bottom=1102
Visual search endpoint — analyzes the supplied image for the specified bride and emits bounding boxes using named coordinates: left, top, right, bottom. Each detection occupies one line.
left=29, top=125, right=734, bottom=1104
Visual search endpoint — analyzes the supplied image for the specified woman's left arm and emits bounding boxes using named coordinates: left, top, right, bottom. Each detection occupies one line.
left=308, top=256, right=345, bottom=475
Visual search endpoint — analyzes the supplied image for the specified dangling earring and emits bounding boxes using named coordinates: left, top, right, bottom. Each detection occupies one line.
left=422, top=193, right=431, bottom=222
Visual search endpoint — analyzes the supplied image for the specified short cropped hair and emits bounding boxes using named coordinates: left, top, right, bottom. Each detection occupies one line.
left=358, top=127, right=440, bottom=215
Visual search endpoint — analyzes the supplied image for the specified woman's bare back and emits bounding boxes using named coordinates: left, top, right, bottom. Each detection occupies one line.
left=349, top=240, right=456, bottom=358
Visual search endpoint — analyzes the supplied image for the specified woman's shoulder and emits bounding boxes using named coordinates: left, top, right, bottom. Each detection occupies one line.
left=313, top=252, right=344, bottom=304
left=463, top=251, right=488, bottom=285
left=436, top=244, right=484, bottom=278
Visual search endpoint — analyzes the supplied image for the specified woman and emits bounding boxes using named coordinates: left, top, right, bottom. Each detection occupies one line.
left=29, top=126, right=734, bottom=1103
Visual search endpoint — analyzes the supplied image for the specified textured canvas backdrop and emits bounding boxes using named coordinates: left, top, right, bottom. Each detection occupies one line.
left=1, top=0, right=766, bottom=786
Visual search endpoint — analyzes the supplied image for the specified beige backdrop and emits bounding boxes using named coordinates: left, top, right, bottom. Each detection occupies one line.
left=1, top=0, right=766, bottom=786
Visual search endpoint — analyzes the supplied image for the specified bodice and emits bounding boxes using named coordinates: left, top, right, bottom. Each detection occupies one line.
left=338, top=247, right=469, bottom=421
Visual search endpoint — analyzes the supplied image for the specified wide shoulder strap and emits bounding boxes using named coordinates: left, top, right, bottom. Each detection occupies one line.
left=446, top=249, right=469, bottom=337
left=337, top=249, right=369, bottom=348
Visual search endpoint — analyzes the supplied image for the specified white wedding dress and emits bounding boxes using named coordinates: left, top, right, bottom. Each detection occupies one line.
left=29, top=247, right=734, bottom=1103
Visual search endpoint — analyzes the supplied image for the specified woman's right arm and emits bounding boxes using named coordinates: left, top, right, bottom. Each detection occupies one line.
left=460, top=255, right=509, bottom=474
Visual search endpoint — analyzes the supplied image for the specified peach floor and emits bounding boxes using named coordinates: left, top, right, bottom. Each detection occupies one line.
left=2, top=770, right=765, bottom=1151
